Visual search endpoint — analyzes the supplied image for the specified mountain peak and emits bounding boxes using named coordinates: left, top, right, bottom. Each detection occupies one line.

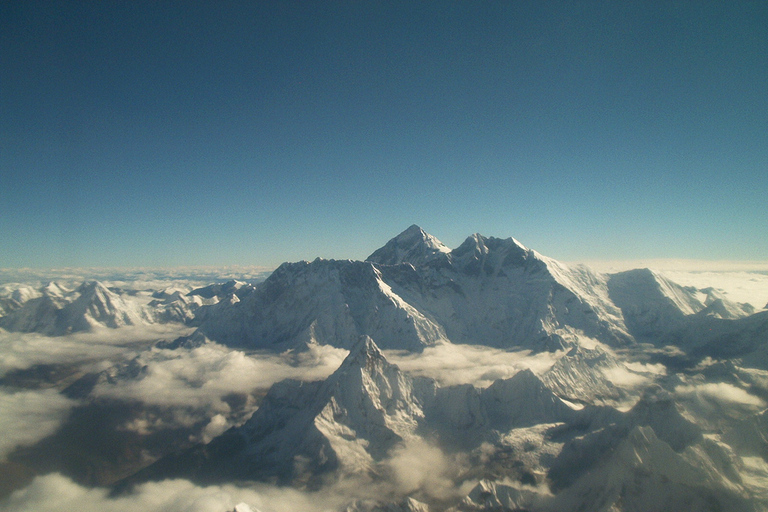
left=366, top=225, right=450, bottom=267
left=336, top=335, right=387, bottom=372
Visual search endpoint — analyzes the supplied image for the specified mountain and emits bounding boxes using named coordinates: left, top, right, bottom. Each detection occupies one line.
left=114, top=333, right=768, bottom=511
left=122, top=336, right=435, bottom=488
left=191, top=226, right=636, bottom=352
left=192, top=259, right=446, bottom=351
left=541, top=345, right=627, bottom=404
left=548, top=426, right=757, bottom=512
left=450, top=479, right=543, bottom=512
left=188, top=280, right=255, bottom=300
left=0, top=281, right=147, bottom=335
left=607, top=268, right=753, bottom=341
left=343, top=497, right=430, bottom=512
left=366, top=224, right=451, bottom=267
left=127, top=337, right=585, bottom=488
left=146, top=291, right=212, bottom=324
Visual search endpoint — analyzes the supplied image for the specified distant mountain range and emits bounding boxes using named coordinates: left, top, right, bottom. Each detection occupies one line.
left=188, top=225, right=759, bottom=355
left=1, top=225, right=757, bottom=349
left=2, top=226, right=767, bottom=511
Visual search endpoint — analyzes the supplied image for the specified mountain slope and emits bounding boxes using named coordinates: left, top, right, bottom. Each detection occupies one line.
left=123, top=337, right=437, bottom=488
left=193, top=259, right=446, bottom=351
left=0, top=281, right=146, bottom=335
left=366, top=224, right=451, bottom=267
left=192, top=227, right=634, bottom=351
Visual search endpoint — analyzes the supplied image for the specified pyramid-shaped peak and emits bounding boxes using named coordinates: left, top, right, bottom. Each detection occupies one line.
left=341, top=335, right=386, bottom=367
left=75, top=281, right=113, bottom=298
left=366, top=225, right=450, bottom=266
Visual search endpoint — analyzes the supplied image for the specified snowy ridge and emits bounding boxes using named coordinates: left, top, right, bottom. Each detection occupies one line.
left=116, top=332, right=768, bottom=510
left=542, top=345, right=626, bottom=404
left=133, top=337, right=583, bottom=486
left=192, top=227, right=640, bottom=352
left=0, top=281, right=148, bottom=335
left=193, top=259, right=445, bottom=351
left=366, top=224, right=451, bottom=267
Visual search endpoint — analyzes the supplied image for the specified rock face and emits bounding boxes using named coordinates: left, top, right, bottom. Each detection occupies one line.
left=192, top=259, right=446, bottom=351
left=125, top=337, right=435, bottom=486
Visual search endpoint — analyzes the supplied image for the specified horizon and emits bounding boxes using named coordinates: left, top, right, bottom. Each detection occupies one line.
left=2, top=2, right=766, bottom=268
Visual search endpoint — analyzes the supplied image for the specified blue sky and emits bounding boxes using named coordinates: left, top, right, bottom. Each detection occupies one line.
left=2, top=1, right=766, bottom=268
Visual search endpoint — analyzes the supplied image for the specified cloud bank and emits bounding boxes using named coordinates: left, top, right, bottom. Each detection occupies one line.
left=0, top=389, right=77, bottom=459
left=385, top=342, right=562, bottom=388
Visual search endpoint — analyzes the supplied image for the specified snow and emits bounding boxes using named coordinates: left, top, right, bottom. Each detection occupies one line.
left=3, top=227, right=768, bottom=511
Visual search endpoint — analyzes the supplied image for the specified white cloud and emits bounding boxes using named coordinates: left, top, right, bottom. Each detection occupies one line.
left=0, top=473, right=330, bottom=512
left=383, top=438, right=469, bottom=502
left=0, top=324, right=193, bottom=377
left=385, top=342, right=561, bottom=388
left=0, top=389, right=77, bottom=459
left=600, top=361, right=666, bottom=390
left=91, top=342, right=348, bottom=412
left=567, top=261, right=768, bottom=310
left=675, top=382, right=766, bottom=408
left=574, top=259, right=768, bottom=273
left=659, top=270, right=768, bottom=310
left=0, top=266, right=274, bottom=291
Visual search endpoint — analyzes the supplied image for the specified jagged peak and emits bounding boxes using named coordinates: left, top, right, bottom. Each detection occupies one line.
left=366, top=225, right=450, bottom=267
left=450, top=233, right=537, bottom=275
left=339, top=335, right=386, bottom=368
left=41, top=281, right=67, bottom=297
left=75, top=280, right=111, bottom=294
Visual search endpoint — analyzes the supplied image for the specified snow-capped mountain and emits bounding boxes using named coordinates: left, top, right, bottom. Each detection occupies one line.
left=124, top=336, right=435, bottom=486
left=187, top=280, right=255, bottom=300
left=189, top=226, right=645, bottom=352
left=191, top=259, right=446, bottom=351
left=607, top=268, right=754, bottom=341
left=541, top=345, right=627, bottom=404
left=366, top=224, right=451, bottom=267
left=187, top=226, right=760, bottom=355
left=4, top=226, right=767, bottom=512
left=124, top=335, right=768, bottom=511
left=0, top=281, right=147, bottom=335
left=124, top=337, right=598, bottom=489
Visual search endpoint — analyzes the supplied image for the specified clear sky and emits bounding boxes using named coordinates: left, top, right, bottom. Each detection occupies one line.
left=2, top=1, right=766, bottom=268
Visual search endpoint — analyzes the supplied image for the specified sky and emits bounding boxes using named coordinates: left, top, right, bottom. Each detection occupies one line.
left=1, top=1, right=767, bottom=269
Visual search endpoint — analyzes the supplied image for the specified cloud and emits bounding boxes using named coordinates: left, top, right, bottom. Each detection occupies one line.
left=566, top=261, right=768, bottom=309
left=384, top=342, right=561, bottom=388
left=600, top=361, right=666, bottom=389
left=658, top=270, right=768, bottom=310
left=0, top=267, right=274, bottom=290
left=0, top=473, right=331, bottom=512
left=382, top=438, right=472, bottom=502
left=574, top=259, right=768, bottom=273
left=0, top=389, right=77, bottom=459
left=91, top=343, right=348, bottom=410
left=675, top=382, right=766, bottom=408
left=1, top=440, right=475, bottom=512
left=0, top=325, right=195, bottom=377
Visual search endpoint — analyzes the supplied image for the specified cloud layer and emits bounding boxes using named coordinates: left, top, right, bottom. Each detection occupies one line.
left=0, top=389, right=77, bottom=459
left=385, top=342, right=561, bottom=388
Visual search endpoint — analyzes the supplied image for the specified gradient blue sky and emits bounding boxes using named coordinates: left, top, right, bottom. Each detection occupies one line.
left=2, top=1, right=767, bottom=268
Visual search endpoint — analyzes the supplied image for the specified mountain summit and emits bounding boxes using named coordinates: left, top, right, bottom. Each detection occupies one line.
left=366, top=224, right=450, bottom=267
left=184, top=226, right=759, bottom=354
